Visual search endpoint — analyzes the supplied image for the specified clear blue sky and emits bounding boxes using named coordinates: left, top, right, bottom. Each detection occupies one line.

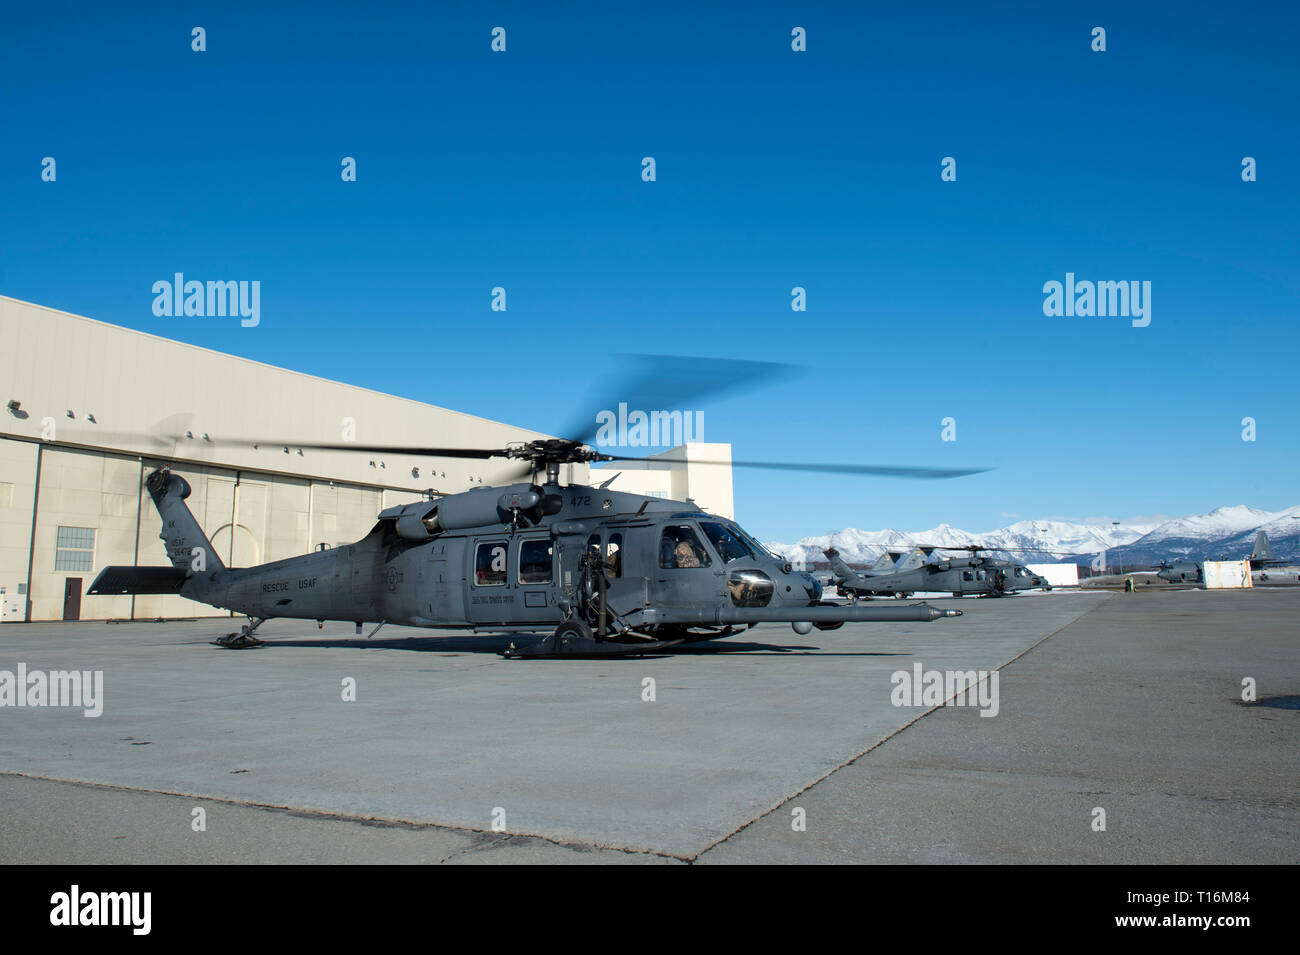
left=3, top=1, right=1297, bottom=541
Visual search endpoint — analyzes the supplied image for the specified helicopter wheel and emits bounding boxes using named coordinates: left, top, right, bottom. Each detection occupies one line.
left=556, top=618, right=594, bottom=645
left=893, top=592, right=910, bottom=599
left=500, top=618, right=686, bottom=658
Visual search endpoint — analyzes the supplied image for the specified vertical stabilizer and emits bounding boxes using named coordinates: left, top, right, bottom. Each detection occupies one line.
left=1251, top=530, right=1274, bottom=562
left=824, top=547, right=861, bottom=582
left=146, top=469, right=225, bottom=574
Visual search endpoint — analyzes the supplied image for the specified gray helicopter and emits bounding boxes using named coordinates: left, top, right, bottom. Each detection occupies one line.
left=85, top=355, right=995, bottom=657
left=825, top=544, right=1050, bottom=600
left=87, top=438, right=984, bottom=658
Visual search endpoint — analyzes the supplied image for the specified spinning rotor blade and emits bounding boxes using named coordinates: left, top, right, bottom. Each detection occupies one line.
left=924, top=544, right=1093, bottom=560
left=601, top=455, right=991, bottom=480
left=199, top=436, right=538, bottom=483
left=53, top=355, right=990, bottom=484
left=726, top=461, right=990, bottom=479
left=1010, top=546, right=1098, bottom=558
left=555, top=354, right=799, bottom=445
left=196, top=355, right=797, bottom=458
left=208, top=441, right=509, bottom=459
left=52, top=414, right=208, bottom=455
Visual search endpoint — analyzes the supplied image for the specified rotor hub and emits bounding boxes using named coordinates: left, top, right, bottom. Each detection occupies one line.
left=504, top=439, right=615, bottom=468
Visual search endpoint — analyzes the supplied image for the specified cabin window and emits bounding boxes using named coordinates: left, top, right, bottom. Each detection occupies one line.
left=474, top=541, right=508, bottom=587
left=606, top=533, right=623, bottom=579
left=660, top=525, right=711, bottom=569
left=962, top=571, right=974, bottom=582
left=518, top=539, right=553, bottom=585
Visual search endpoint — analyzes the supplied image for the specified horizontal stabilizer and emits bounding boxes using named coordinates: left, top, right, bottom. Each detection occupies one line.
left=87, top=566, right=189, bottom=596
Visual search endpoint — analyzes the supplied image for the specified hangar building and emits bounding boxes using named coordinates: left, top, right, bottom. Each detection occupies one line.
left=0, top=296, right=733, bottom=622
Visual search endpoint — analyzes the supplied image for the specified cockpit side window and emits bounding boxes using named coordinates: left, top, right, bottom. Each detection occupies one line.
left=660, top=525, right=712, bottom=569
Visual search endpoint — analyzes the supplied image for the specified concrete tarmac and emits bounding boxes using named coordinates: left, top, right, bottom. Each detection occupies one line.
left=0, top=589, right=1295, bottom=863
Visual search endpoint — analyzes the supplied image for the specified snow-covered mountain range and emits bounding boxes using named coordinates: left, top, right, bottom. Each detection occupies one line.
left=765, top=505, right=1300, bottom=569
left=1110, top=505, right=1300, bottom=566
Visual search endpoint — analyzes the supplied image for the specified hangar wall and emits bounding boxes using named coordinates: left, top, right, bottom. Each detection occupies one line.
left=0, top=438, right=38, bottom=621
left=592, top=442, right=735, bottom=520
left=0, top=438, right=440, bottom=622
left=0, top=295, right=568, bottom=491
left=0, top=295, right=577, bottom=622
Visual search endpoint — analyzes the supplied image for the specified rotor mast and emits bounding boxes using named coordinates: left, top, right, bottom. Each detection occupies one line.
left=504, top=439, right=617, bottom=488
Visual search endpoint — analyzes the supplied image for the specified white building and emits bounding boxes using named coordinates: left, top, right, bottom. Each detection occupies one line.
left=1025, top=563, right=1080, bottom=589
left=0, top=296, right=732, bottom=622
left=590, top=444, right=735, bottom=521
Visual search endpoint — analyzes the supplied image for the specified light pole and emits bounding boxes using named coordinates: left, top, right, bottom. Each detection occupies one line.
left=1112, top=521, right=1122, bottom=576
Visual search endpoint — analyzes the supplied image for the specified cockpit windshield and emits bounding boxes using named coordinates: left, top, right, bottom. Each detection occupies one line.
left=699, top=521, right=756, bottom=563
left=731, top=523, right=777, bottom=560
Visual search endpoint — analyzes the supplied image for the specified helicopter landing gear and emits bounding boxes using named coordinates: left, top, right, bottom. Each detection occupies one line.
left=814, top=601, right=844, bottom=631
left=893, top=592, right=911, bottom=599
left=501, top=617, right=686, bottom=659
left=214, top=616, right=267, bottom=649
left=660, top=624, right=736, bottom=643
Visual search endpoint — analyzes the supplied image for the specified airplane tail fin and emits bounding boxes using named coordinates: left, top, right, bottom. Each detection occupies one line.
left=1251, top=530, right=1273, bottom=561
left=145, top=468, right=225, bottom=574
left=871, top=551, right=897, bottom=573
left=895, top=548, right=927, bottom=572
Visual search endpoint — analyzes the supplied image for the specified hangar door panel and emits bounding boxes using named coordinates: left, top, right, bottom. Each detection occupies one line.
left=232, top=481, right=267, bottom=568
